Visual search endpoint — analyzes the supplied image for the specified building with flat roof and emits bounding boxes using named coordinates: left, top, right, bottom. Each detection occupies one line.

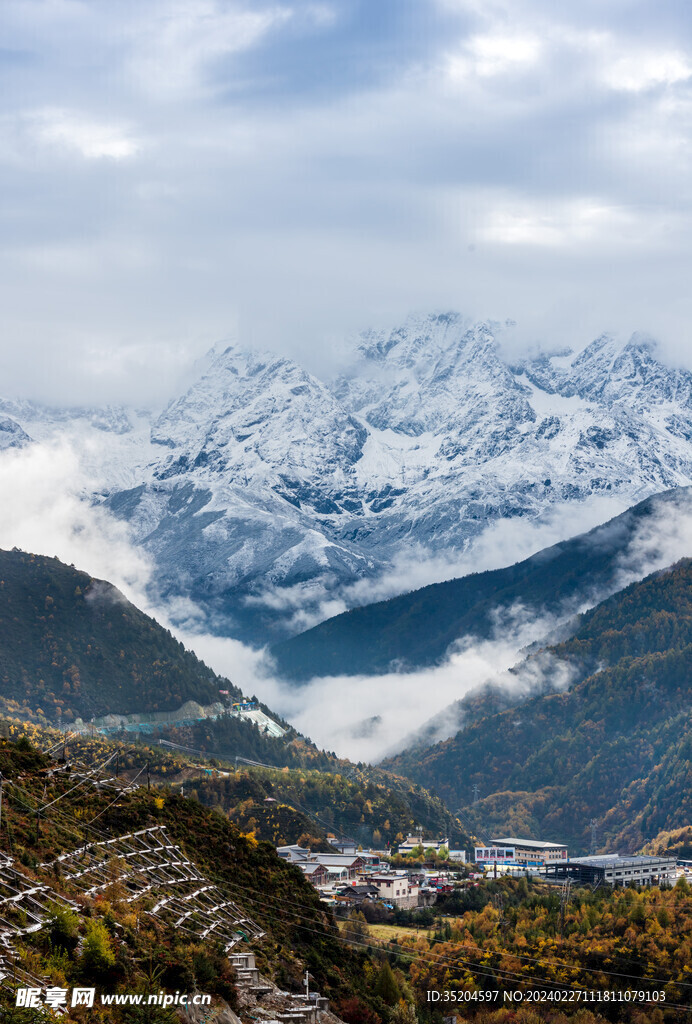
left=545, top=854, right=677, bottom=887
left=367, top=872, right=420, bottom=909
left=489, top=837, right=567, bottom=865
left=330, top=840, right=358, bottom=855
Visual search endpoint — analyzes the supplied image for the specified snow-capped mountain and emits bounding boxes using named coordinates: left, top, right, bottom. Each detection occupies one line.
left=5, top=313, right=692, bottom=644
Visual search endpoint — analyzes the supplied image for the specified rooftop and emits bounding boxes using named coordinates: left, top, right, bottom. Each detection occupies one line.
left=567, top=855, right=676, bottom=868
left=491, top=837, right=567, bottom=849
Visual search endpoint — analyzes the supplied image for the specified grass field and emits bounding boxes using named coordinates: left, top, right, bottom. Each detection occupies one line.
left=339, top=921, right=433, bottom=942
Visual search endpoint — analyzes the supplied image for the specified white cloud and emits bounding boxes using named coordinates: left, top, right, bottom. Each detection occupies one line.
left=602, top=48, right=692, bottom=94
left=251, top=607, right=577, bottom=762
left=2, top=0, right=692, bottom=399
left=32, top=108, right=141, bottom=160
left=447, top=31, right=542, bottom=81
left=476, top=197, right=638, bottom=248
left=0, top=441, right=153, bottom=600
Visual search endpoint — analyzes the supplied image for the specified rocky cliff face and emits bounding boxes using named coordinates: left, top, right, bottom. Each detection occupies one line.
left=5, top=314, right=692, bottom=643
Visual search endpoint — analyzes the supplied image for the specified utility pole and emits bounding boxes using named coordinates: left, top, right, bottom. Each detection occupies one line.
left=115, top=752, right=120, bottom=778
left=0, top=772, right=3, bottom=836
left=559, top=878, right=571, bottom=940
left=472, top=783, right=480, bottom=805
left=589, top=819, right=598, bottom=856
left=304, top=970, right=310, bottom=998
left=146, top=762, right=151, bottom=792
left=493, top=893, right=506, bottom=934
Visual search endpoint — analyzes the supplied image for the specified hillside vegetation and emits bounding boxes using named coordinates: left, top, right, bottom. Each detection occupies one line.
left=385, top=560, right=692, bottom=853
left=0, top=731, right=385, bottom=1022
left=3, top=728, right=692, bottom=1024
left=0, top=549, right=244, bottom=720
left=188, top=763, right=469, bottom=850
left=271, top=489, right=682, bottom=681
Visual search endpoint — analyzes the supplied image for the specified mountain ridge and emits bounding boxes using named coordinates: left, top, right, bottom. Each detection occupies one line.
left=383, top=558, right=692, bottom=854
left=5, top=313, right=692, bottom=643
left=270, top=487, right=691, bottom=681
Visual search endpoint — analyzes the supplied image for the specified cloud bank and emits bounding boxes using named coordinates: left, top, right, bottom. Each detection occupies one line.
left=2, top=0, right=692, bottom=402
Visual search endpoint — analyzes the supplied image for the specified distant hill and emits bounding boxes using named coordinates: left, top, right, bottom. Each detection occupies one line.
left=0, top=548, right=242, bottom=720
left=384, top=560, right=692, bottom=854
left=0, top=550, right=473, bottom=855
left=271, top=488, right=689, bottom=681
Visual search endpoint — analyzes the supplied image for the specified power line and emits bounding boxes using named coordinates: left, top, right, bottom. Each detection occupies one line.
left=3, top=755, right=691, bottom=1001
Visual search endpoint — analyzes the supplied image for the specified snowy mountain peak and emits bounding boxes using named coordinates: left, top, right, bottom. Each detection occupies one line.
left=0, top=416, right=31, bottom=451
left=151, top=342, right=367, bottom=489
left=5, top=313, right=692, bottom=644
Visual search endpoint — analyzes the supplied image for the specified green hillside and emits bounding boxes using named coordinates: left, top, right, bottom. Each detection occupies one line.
left=271, top=487, right=687, bottom=680
left=0, top=548, right=242, bottom=720
left=384, top=560, right=692, bottom=853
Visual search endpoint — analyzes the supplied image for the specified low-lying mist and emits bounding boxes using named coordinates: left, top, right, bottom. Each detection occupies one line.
left=1, top=439, right=692, bottom=763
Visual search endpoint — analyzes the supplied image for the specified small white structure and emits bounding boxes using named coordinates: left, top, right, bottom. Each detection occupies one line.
left=398, top=834, right=449, bottom=855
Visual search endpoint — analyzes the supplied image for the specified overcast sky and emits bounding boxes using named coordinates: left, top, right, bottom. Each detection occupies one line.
left=2, top=0, right=692, bottom=404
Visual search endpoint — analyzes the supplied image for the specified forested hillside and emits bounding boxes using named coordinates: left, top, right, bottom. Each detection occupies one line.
left=0, top=732, right=384, bottom=1021
left=385, top=560, right=692, bottom=853
left=4, top=728, right=691, bottom=1023
left=0, top=548, right=242, bottom=719
left=271, top=488, right=683, bottom=680
left=189, top=763, right=469, bottom=850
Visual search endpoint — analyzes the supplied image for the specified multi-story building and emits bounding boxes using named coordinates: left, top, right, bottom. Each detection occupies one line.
left=545, top=854, right=677, bottom=887
left=475, top=837, right=567, bottom=867
left=367, top=872, right=420, bottom=909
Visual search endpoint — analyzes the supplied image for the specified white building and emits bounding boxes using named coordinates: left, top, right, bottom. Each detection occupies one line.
left=475, top=838, right=567, bottom=867
left=398, top=834, right=449, bottom=855
left=367, top=872, right=420, bottom=909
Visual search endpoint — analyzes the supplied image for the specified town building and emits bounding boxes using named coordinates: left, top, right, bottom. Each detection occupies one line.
left=367, top=872, right=420, bottom=909
left=330, top=839, right=358, bottom=855
left=545, top=854, right=678, bottom=887
left=398, top=834, right=449, bottom=855
left=336, top=883, right=380, bottom=906
left=277, top=845, right=312, bottom=863
left=297, top=862, right=329, bottom=886
left=475, top=838, right=567, bottom=867
left=312, top=854, right=365, bottom=879
left=355, top=852, right=382, bottom=869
